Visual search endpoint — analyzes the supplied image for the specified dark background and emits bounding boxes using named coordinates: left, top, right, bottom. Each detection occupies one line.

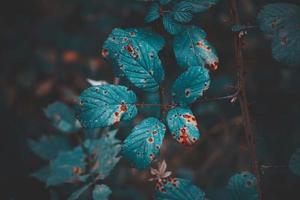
left=1, top=0, right=300, bottom=199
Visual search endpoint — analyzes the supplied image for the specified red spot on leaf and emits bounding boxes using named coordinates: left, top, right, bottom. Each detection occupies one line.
left=120, top=104, right=127, bottom=112
left=148, top=137, right=154, bottom=143
left=205, top=61, right=219, bottom=71
left=101, top=49, right=109, bottom=57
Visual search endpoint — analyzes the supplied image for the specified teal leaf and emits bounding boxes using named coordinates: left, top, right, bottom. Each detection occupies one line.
left=289, top=148, right=300, bottom=176
left=182, top=0, right=220, bottom=13
left=68, top=184, right=91, bottom=200
left=257, top=3, right=300, bottom=35
left=160, top=0, right=172, bottom=5
left=173, top=26, right=219, bottom=70
left=227, top=172, right=258, bottom=200
left=93, top=184, right=112, bottom=200
left=125, top=28, right=165, bottom=52
left=155, top=178, right=206, bottom=200
left=257, top=3, right=300, bottom=65
left=163, top=14, right=185, bottom=35
left=47, top=146, right=86, bottom=186
left=172, top=66, right=210, bottom=105
left=84, top=130, right=121, bottom=179
left=271, top=27, right=300, bottom=66
left=27, top=135, right=71, bottom=160
left=166, top=107, right=200, bottom=145
left=31, top=167, right=51, bottom=183
left=122, top=117, right=166, bottom=170
left=102, top=28, right=165, bottom=77
left=102, top=28, right=165, bottom=60
left=172, top=1, right=193, bottom=23
left=76, top=84, right=137, bottom=128
left=145, top=3, right=160, bottom=23
left=44, top=101, right=80, bottom=134
left=117, top=39, right=165, bottom=92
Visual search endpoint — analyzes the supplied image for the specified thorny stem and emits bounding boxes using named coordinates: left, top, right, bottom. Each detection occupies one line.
left=228, top=0, right=262, bottom=199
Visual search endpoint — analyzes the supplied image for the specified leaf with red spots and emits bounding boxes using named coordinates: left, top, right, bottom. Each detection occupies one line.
left=172, top=66, right=210, bottom=106
left=46, top=146, right=87, bottom=186
left=155, top=178, right=206, bottom=200
left=122, top=117, right=166, bottom=170
left=102, top=28, right=165, bottom=77
left=257, top=3, right=300, bottom=35
left=257, top=3, right=300, bottom=65
left=173, top=26, right=219, bottom=70
left=76, top=84, right=137, bottom=128
left=166, top=107, right=200, bottom=145
left=227, top=172, right=258, bottom=200
left=117, top=39, right=165, bottom=92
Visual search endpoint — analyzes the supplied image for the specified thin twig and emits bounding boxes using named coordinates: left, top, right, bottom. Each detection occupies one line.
left=135, top=103, right=175, bottom=108
left=159, top=87, right=167, bottom=119
left=228, top=0, right=262, bottom=199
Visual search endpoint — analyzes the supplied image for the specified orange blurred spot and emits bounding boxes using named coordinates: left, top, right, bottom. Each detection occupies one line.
left=63, top=51, right=80, bottom=63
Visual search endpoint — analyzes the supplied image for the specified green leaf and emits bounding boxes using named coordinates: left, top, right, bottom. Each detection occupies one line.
left=172, top=66, right=210, bottom=105
left=172, top=1, right=193, bottom=23
left=257, top=3, right=300, bottom=65
left=44, top=101, right=80, bottom=134
left=122, top=118, right=166, bottom=170
left=166, top=107, right=200, bottom=145
left=47, top=147, right=86, bottom=186
left=145, top=3, right=160, bottom=23
left=173, top=26, right=218, bottom=70
left=93, top=184, right=112, bottom=200
left=84, top=130, right=121, bottom=179
left=76, top=84, right=138, bottom=128
left=271, top=27, right=300, bottom=66
left=117, top=39, right=165, bottom=92
left=257, top=3, right=300, bottom=35
left=27, top=135, right=71, bottom=160
left=163, top=14, right=185, bottom=35
left=182, top=0, right=219, bottom=13
left=227, top=172, right=258, bottom=200
left=155, top=178, right=206, bottom=200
